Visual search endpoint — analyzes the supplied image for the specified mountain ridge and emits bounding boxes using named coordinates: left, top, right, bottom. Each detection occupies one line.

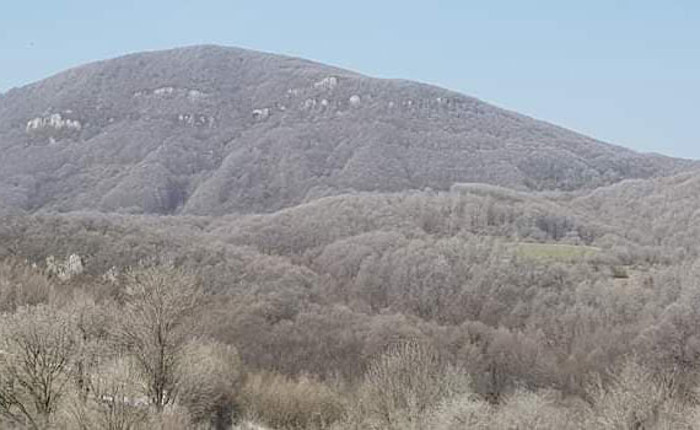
left=0, top=45, right=695, bottom=215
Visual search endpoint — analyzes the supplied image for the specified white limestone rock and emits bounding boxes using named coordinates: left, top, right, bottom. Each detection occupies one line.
left=135, top=86, right=208, bottom=101
left=252, top=108, right=271, bottom=121
left=26, top=113, right=82, bottom=133
left=46, top=253, right=84, bottom=281
left=303, top=98, right=317, bottom=110
left=153, top=86, right=175, bottom=96
left=313, top=76, right=338, bottom=90
left=178, top=113, right=215, bottom=127
left=187, top=89, right=206, bottom=101
left=65, top=254, right=84, bottom=278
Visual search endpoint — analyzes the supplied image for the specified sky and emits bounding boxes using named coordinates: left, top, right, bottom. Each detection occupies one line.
left=1, top=0, right=699, bottom=159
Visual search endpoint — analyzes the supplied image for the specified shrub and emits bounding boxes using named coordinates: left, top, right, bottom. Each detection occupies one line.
left=611, top=265, right=629, bottom=279
left=178, top=339, right=243, bottom=429
left=60, top=356, right=149, bottom=430
left=0, top=259, right=54, bottom=311
left=488, top=390, right=579, bottom=430
left=240, top=372, right=345, bottom=430
left=425, top=392, right=492, bottom=430
left=584, top=359, right=686, bottom=429
left=341, top=342, right=471, bottom=430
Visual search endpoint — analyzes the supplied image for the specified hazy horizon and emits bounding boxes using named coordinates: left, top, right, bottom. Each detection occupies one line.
left=2, top=1, right=699, bottom=159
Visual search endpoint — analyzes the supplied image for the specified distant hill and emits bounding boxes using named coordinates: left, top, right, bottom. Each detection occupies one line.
left=0, top=45, right=694, bottom=215
left=572, top=171, right=700, bottom=250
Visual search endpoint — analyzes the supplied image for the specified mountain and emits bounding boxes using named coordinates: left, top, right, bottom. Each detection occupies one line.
left=0, top=45, right=694, bottom=215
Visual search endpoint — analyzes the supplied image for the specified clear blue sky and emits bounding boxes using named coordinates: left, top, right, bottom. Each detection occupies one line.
left=2, top=1, right=699, bottom=159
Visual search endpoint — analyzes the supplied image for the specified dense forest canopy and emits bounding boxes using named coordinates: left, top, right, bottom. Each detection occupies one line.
left=1, top=46, right=700, bottom=429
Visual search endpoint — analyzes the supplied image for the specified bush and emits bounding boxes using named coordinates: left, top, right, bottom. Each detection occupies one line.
left=611, top=265, right=629, bottom=279
left=340, top=342, right=471, bottom=430
left=60, top=356, right=149, bottom=430
left=425, top=392, right=492, bottom=430
left=144, top=405, right=192, bottom=430
left=0, top=259, right=54, bottom=311
left=488, top=390, right=579, bottom=430
left=584, top=359, right=686, bottom=429
left=240, top=372, right=345, bottom=430
left=178, top=339, right=243, bottom=428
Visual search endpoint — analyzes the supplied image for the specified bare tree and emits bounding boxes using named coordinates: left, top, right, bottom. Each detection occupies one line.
left=62, top=356, right=149, bottom=430
left=116, top=266, right=204, bottom=412
left=0, top=305, right=78, bottom=429
left=351, top=342, right=470, bottom=429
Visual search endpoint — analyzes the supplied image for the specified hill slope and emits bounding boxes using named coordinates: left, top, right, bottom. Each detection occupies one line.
left=571, top=171, right=700, bottom=250
left=0, top=45, right=694, bottom=215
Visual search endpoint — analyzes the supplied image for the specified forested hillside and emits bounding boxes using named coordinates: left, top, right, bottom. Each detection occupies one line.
left=0, top=45, right=695, bottom=215
left=2, top=175, right=700, bottom=428
left=2, top=45, right=700, bottom=429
